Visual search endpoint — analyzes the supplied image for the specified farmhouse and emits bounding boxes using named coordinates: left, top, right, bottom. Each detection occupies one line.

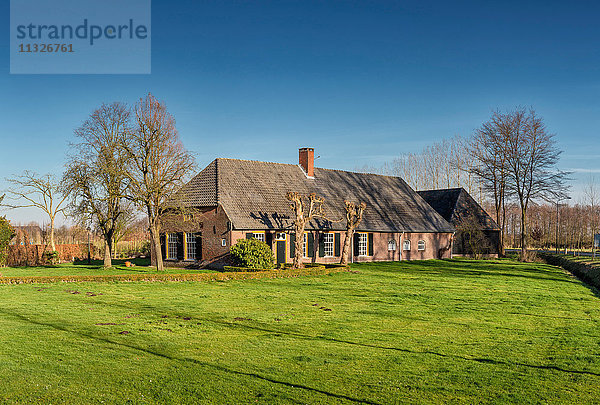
left=417, top=188, right=501, bottom=257
left=158, top=148, right=457, bottom=268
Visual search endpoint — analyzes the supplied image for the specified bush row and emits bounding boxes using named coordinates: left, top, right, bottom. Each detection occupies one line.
left=0, top=266, right=349, bottom=285
left=538, top=253, right=600, bottom=290
left=223, top=263, right=348, bottom=272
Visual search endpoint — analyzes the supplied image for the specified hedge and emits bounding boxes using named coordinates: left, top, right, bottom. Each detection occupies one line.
left=538, top=252, right=600, bottom=290
left=223, top=264, right=348, bottom=272
left=0, top=266, right=349, bottom=285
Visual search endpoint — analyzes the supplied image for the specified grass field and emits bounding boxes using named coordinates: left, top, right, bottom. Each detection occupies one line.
left=1, top=259, right=600, bottom=404
left=0, top=258, right=214, bottom=277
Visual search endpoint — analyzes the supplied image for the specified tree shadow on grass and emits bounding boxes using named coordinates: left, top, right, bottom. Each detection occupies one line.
left=359, top=260, right=579, bottom=284
left=0, top=308, right=383, bottom=405
left=16, top=297, right=599, bottom=381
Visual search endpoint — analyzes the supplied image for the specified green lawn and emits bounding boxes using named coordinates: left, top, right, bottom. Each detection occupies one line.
left=0, top=258, right=215, bottom=277
left=1, top=259, right=599, bottom=404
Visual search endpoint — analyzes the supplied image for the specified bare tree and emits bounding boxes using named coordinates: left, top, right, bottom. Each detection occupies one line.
left=340, top=201, right=366, bottom=265
left=64, top=102, right=131, bottom=268
left=2, top=172, right=70, bottom=252
left=286, top=192, right=329, bottom=269
left=467, top=111, right=513, bottom=256
left=503, top=108, right=570, bottom=260
left=584, top=176, right=599, bottom=258
left=124, top=93, right=196, bottom=271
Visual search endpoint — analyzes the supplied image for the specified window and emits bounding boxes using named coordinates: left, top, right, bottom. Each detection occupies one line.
left=275, top=232, right=286, bottom=240
left=167, top=233, right=178, bottom=260
left=388, top=239, right=396, bottom=251
left=221, top=238, right=227, bottom=247
left=358, top=233, right=368, bottom=256
left=303, top=233, right=308, bottom=257
left=253, top=233, right=265, bottom=242
left=418, top=240, right=426, bottom=251
left=403, top=240, right=411, bottom=251
left=324, top=233, right=334, bottom=257
left=186, top=233, right=196, bottom=260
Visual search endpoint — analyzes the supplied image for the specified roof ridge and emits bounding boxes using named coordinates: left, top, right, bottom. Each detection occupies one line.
left=419, top=187, right=464, bottom=193
left=449, top=189, right=464, bottom=223
left=215, top=157, right=406, bottom=181
left=215, top=158, right=220, bottom=204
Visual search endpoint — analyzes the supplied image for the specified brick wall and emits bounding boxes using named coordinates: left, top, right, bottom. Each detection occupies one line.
left=156, top=205, right=233, bottom=267
left=157, top=205, right=454, bottom=268
left=231, top=230, right=453, bottom=265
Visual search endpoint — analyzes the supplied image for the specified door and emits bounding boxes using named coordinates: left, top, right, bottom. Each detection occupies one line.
left=275, top=233, right=286, bottom=265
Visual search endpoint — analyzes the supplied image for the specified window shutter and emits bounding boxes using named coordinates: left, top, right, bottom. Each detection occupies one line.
left=266, top=232, right=273, bottom=247
left=246, top=233, right=253, bottom=239
left=195, top=232, right=202, bottom=260
left=334, top=233, right=341, bottom=256
left=177, top=233, right=184, bottom=261
left=353, top=233, right=359, bottom=256
left=160, top=234, right=166, bottom=260
left=318, top=233, right=325, bottom=257
left=308, top=233, right=315, bottom=258
left=289, top=233, right=295, bottom=258
left=368, top=233, right=374, bottom=256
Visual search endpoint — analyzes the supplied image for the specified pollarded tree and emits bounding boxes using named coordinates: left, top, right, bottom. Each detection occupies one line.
left=2, top=171, right=70, bottom=252
left=340, top=201, right=366, bottom=265
left=286, top=192, right=329, bottom=269
left=64, top=102, right=131, bottom=268
left=123, top=93, right=196, bottom=271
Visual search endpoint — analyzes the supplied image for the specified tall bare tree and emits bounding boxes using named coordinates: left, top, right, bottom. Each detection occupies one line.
left=467, top=111, right=513, bottom=255
left=503, top=108, right=569, bottom=259
left=584, top=176, right=599, bottom=258
left=64, top=102, right=131, bottom=268
left=2, top=172, right=70, bottom=252
left=340, top=201, right=366, bottom=265
left=124, top=93, right=196, bottom=271
left=286, top=192, right=329, bottom=269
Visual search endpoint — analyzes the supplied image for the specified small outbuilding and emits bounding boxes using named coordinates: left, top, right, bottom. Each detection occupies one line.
left=418, top=188, right=501, bottom=257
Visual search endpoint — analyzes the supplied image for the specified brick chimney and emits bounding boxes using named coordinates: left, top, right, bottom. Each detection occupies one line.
left=299, top=147, right=314, bottom=178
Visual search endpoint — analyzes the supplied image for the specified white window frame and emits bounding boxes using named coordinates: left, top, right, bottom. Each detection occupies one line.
left=323, top=233, right=334, bottom=257
left=358, top=233, right=368, bottom=256
left=303, top=232, right=308, bottom=258
left=418, top=240, right=426, bottom=251
left=388, top=239, right=396, bottom=251
left=167, top=233, right=178, bottom=260
left=186, top=232, right=196, bottom=260
left=403, top=240, right=411, bottom=251
left=253, top=232, right=265, bottom=242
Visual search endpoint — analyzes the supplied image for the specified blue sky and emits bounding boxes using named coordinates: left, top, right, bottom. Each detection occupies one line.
left=1, top=0, right=599, bottom=224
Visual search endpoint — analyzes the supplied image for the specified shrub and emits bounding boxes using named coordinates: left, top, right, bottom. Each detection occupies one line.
left=229, top=239, right=275, bottom=269
left=0, top=217, right=16, bottom=267
left=43, top=250, right=60, bottom=265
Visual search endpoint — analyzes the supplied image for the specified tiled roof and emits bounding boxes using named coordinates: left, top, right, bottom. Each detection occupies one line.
left=171, top=159, right=218, bottom=206
left=417, top=188, right=500, bottom=231
left=174, top=158, right=455, bottom=233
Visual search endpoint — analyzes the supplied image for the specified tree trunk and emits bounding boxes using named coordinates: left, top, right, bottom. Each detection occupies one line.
left=103, top=230, right=113, bottom=268
left=103, top=240, right=112, bottom=268
left=292, top=222, right=305, bottom=269
left=49, top=217, right=56, bottom=252
left=520, top=207, right=527, bottom=261
left=340, top=228, right=353, bottom=265
left=150, top=224, right=164, bottom=271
